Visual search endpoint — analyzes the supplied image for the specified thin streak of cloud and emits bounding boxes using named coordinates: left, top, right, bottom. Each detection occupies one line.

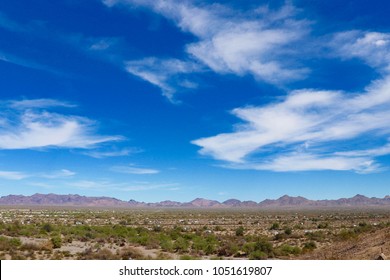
left=0, top=169, right=76, bottom=181
left=110, top=165, right=160, bottom=174
left=192, top=74, right=390, bottom=173
left=0, top=11, right=125, bottom=76
left=0, top=170, right=29, bottom=180
left=82, top=148, right=141, bottom=158
left=40, top=169, right=76, bottom=179
left=0, top=51, right=63, bottom=75
left=8, top=98, right=77, bottom=110
left=0, top=11, right=29, bottom=32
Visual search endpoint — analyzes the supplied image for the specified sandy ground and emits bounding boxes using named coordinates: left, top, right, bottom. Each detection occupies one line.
left=299, top=227, right=390, bottom=259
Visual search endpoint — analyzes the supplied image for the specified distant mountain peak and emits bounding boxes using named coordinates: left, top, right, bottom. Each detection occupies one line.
left=189, top=198, right=220, bottom=207
left=0, top=193, right=389, bottom=208
left=222, top=199, right=242, bottom=206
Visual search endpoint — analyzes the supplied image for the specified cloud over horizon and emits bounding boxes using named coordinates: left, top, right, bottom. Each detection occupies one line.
left=110, top=164, right=160, bottom=175
left=0, top=98, right=123, bottom=150
left=0, top=170, right=29, bottom=180
left=192, top=29, right=390, bottom=173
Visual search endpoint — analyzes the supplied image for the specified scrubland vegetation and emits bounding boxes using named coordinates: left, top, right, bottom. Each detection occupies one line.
left=0, top=207, right=389, bottom=260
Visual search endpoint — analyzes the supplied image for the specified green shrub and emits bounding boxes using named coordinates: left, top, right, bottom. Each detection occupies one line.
left=9, top=237, right=22, bottom=247
left=317, top=222, right=329, bottom=229
left=278, top=244, right=301, bottom=256
left=354, top=222, right=372, bottom=234
left=235, top=226, right=245, bottom=236
left=0, top=236, right=22, bottom=250
left=244, top=239, right=274, bottom=258
left=217, top=242, right=239, bottom=257
left=42, top=223, right=54, bottom=233
left=50, top=236, right=62, bottom=249
left=337, top=229, right=357, bottom=240
left=303, top=241, right=316, bottom=251
left=174, top=237, right=189, bottom=253
left=270, top=223, right=280, bottom=230
left=274, top=233, right=287, bottom=240
left=249, top=250, right=267, bottom=260
left=160, top=237, right=174, bottom=252
left=305, top=231, right=326, bottom=242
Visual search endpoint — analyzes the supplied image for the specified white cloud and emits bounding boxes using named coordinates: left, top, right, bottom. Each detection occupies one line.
left=0, top=99, right=123, bottom=150
left=104, top=0, right=309, bottom=98
left=237, top=153, right=381, bottom=174
left=335, top=142, right=390, bottom=157
left=110, top=164, right=160, bottom=174
left=101, top=0, right=119, bottom=7
left=89, top=39, right=115, bottom=51
left=0, top=170, right=29, bottom=180
left=192, top=76, right=390, bottom=173
left=40, top=169, right=76, bottom=179
left=82, top=148, right=140, bottom=158
left=67, top=180, right=107, bottom=189
left=0, top=168, right=76, bottom=180
left=185, top=20, right=308, bottom=83
left=0, top=50, right=62, bottom=74
left=125, top=57, right=201, bottom=100
left=330, top=31, right=390, bottom=71
left=8, top=98, right=76, bottom=110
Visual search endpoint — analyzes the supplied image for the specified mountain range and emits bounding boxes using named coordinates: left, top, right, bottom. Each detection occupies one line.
left=0, top=193, right=390, bottom=208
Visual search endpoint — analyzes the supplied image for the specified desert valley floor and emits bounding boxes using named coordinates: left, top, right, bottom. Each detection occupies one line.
left=1, top=207, right=389, bottom=260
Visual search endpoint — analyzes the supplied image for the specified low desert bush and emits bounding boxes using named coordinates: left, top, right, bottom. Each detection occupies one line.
left=50, top=236, right=62, bottom=249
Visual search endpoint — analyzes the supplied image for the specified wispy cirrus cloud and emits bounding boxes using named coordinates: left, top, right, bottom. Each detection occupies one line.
left=330, top=31, right=390, bottom=71
left=40, top=169, right=76, bottom=179
left=0, top=13, right=67, bottom=74
left=192, top=73, right=390, bottom=173
left=0, top=11, right=124, bottom=75
left=0, top=50, right=63, bottom=75
left=191, top=30, right=390, bottom=173
left=8, top=98, right=77, bottom=110
left=125, top=58, right=201, bottom=101
left=335, top=142, right=390, bottom=158
left=0, top=98, right=123, bottom=150
left=110, top=164, right=160, bottom=174
left=0, top=168, right=76, bottom=180
left=88, top=38, right=118, bottom=51
left=82, top=147, right=140, bottom=158
left=0, top=170, right=29, bottom=180
left=0, top=11, right=31, bottom=33
left=104, top=0, right=309, bottom=100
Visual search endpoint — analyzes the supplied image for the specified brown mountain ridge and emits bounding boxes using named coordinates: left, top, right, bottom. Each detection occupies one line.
left=0, top=193, right=390, bottom=208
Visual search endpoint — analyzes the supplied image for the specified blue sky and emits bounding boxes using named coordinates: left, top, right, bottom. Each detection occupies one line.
left=1, top=0, right=390, bottom=202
